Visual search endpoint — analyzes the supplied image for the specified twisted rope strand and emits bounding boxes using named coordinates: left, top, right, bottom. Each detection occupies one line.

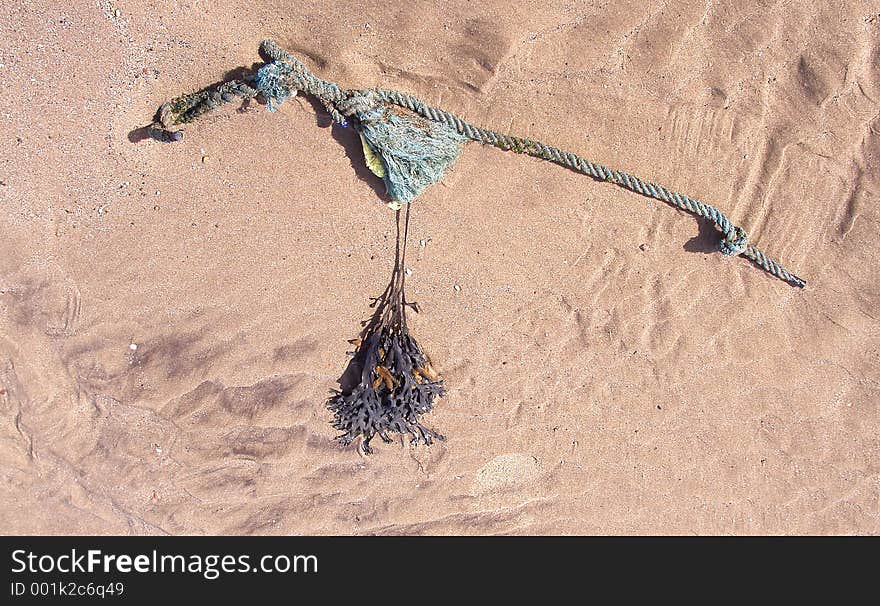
left=153, top=40, right=806, bottom=288
left=370, top=88, right=805, bottom=288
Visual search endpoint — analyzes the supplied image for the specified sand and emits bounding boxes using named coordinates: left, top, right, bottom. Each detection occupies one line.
left=1, top=0, right=878, bottom=535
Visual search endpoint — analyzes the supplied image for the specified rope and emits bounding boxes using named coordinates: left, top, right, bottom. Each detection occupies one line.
left=152, top=39, right=806, bottom=288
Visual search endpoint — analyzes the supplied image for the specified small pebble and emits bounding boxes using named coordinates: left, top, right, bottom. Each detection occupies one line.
left=129, top=343, right=138, bottom=351
left=201, top=155, right=210, bottom=163
left=114, top=8, right=121, bottom=18
left=453, top=284, right=461, bottom=292
left=155, top=190, right=160, bottom=196
left=405, top=268, right=412, bottom=276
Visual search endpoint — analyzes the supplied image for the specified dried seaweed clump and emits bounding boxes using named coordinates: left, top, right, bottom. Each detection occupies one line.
left=328, top=210, right=444, bottom=454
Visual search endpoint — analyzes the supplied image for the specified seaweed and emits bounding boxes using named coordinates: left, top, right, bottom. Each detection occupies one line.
left=328, top=206, right=444, bottom=454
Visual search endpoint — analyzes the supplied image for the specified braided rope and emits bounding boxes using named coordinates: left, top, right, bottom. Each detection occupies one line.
left=369, top=88, right=804, bottom=288
left=152, top=40, right=806, bottom=288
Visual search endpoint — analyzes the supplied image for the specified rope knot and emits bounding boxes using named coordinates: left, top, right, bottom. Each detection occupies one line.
left=336, top=92, right=385, bottom=124
left=719, top=225, right=749, bottom=256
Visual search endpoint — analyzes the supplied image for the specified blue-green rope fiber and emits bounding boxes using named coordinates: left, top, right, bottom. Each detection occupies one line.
left=156, top=39, right=806, bottom=288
